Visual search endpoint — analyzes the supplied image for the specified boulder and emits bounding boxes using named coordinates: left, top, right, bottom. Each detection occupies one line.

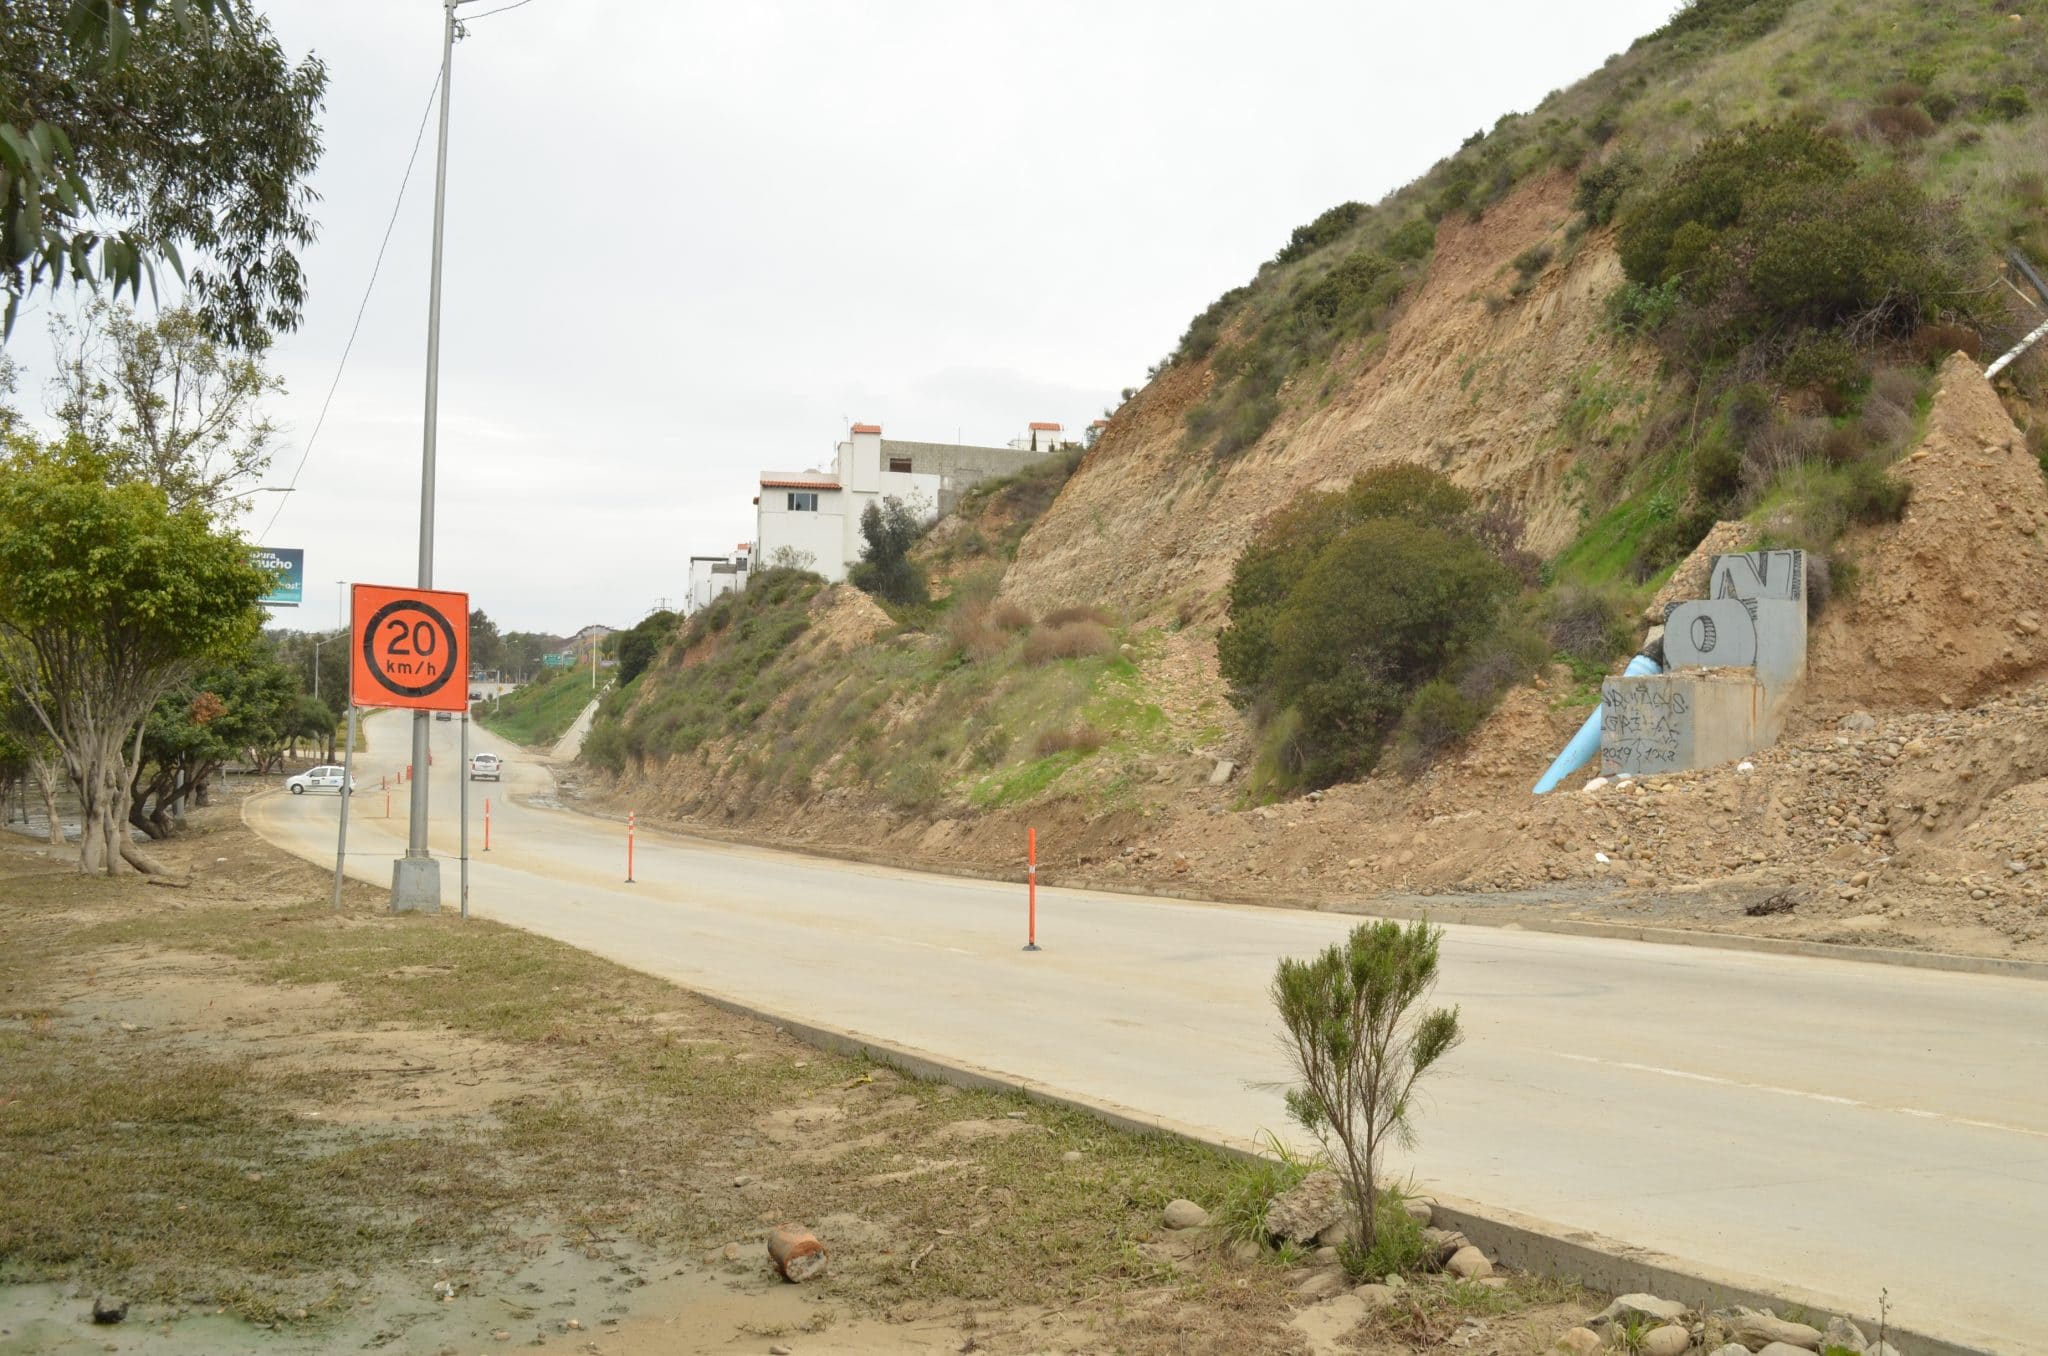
left=1266, top=1170, right=1347, bottom=1244
left=1709, top=1346, right=1751, bottom=1356
left=1225, top=1238, right=1262, bottom=1265
left=1642, top=1325, right=1691, bottom=1356
left=1591, top=1295, right=1690, bottom=1328
left=1556, top=1328, right=1604, bottom=1356
left=1316, top=1220, right=1352, bottom=1249
left=1163, top=1198, right=1210, bottom=1230
left=1865, top=1343, right=1899, bottom=1356
left=1446, top=1246, right=1493, bottom=1280
left=1728, top=1309, right=1822, bottom=1352
left=1402, top=1197, right=1434, bottom=1226
left=1354, top=1283, right=1396, bottom=1309
left=1757, top=1345, right=1815, bottom=1356
left=1420, top=1226, right=1469, bottom=1266
left=1820, top=1317, right=1867, bottom=1354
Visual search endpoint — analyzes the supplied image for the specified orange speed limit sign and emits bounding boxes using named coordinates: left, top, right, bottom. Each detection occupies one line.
left=349, top=583, right=470, bottom=711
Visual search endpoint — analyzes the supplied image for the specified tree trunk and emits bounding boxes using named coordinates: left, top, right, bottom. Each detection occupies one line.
left=119, top=837, right=168, bottom=875
left=30, top=758, right=64, bottom=851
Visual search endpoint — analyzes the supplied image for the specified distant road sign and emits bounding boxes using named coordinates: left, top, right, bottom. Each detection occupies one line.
left=542, top=652, right=572, bottom=668
left=350, top=583, right=470, bottom=711
left=251, top=547, right=304, bottom=607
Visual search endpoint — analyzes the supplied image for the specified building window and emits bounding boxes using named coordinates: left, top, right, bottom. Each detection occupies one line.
left=888, top=456, right=913, bottom=473
left=787, top=492, right=819, bottom=511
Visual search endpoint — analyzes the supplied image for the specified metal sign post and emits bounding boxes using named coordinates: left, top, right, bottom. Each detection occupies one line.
left=332, top=704, right=358, bottom=911
left=459, top=708, right=470, bottom=920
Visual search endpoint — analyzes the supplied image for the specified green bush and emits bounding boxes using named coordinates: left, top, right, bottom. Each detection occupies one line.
left=1384, top=218, right=1436, bottom=262
left=1511, top=244, right=1553, bottom=281
left=1574, top=152, right=1642, bottom=226
left=1779, top=331, right=1867, bottom=403
left=1229, top=515, right=1515, bottom=787
left=1984, top=85, right=2031, bottom=121
left=1616, top=122, right=1984, bottom=355
left=1920, top=89, right=1957, bottom=123
left=1339, top=1192, right=1434, bottom=1279
left=1545, top=583, right=1633, bottom=663
left=1274, top=201, right=1368, bottom=267
left=1295, top=250, right=1399, bottom=328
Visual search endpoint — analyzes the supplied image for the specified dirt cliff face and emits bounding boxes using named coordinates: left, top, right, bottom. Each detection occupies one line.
left=1004, top=174, right=1652, bottom=620
left=1804, top=354, right=2048, bottom=714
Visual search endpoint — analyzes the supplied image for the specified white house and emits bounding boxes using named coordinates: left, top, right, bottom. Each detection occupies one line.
left=685, top=545, right=750, bottom=614
left=754, top=423, right=943, bottom=582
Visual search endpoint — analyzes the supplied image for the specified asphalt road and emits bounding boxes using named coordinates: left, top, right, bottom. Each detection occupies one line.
left=247, top=707, right=2048, bottom=1353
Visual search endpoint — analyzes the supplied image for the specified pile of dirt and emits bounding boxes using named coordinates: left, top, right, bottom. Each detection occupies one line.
left=803, top=578, right=894, bottom=651
left=1804, top=353, right=2048, bottom=715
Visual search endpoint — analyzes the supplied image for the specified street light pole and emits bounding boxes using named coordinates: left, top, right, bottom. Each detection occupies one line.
left=392, top=0, right=460, bottom=915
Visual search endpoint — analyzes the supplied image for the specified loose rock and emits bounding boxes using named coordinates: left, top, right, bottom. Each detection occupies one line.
left=90, top=1297, right=127, bottom=1325
left=1163, top=1198, right=1210, bottom=1230
left=1557, top=1328, right=1604, bottom=1356
left=1265, top=1170, right=1346, bottom=1244
left=1293, top=1268, right=1347, bottom=1301
left=1821, top=1317, right=1867, bottom=1354
left=1642, top=1324, right=1691, bottom=1356
left=1591, top=1294, right=1690, bottom=1328
left=1446, top=1245, right=1493, bottom=1280
left=1727, top=1309, right=1821, bottom=1352
left=1402, top=1197, right=1434, bottom=1225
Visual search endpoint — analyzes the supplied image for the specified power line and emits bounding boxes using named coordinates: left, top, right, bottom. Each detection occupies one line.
left=464, top=0, right=538, bottom=19
left=259, top=70, right=443, bottom=545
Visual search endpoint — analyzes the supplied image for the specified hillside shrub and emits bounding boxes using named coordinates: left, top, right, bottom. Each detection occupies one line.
left=988, top=599, right=1032, bottom=631
left=1920, top=90, right=1957, bottom=123
left=1865, top=102, right=1935, bottom=144
left=1545, top=583, right=1633, bottom=663
left=1041, top=604, right=1114, bottom=627
left=1573, top=152, right=1641, bottom=226
left=1225, top=512, right=1515, bottom=788
left=1984, top=85, right=2031, bottom=121
left=1616, top=122, right=1985, bottom=357
left=1274, top=201, right=1368, bottom=267
left=1024, top=620, right=1116, bottom=666
left=1384, top=218, right=1436, bottom=262
left=1295, top=251, right=1400, bottom=328
left=1034, top=723, right=1105, bottom=757
left=1511, top=244, right=1553, bottom=281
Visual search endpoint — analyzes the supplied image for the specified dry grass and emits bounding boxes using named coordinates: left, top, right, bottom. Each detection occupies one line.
left=988, top=599, right=1032, bottom=631
left=1034, top=723, right=1106, bottom=757
left=0, top=810, right=1301, bottom=1340
left=1040, top=604, right=1115, bottom=627
left=1024, top=619, right=1117, bottom=665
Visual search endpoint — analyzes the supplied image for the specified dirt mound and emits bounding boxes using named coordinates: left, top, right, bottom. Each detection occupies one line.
left=1643, top=520, right=1757, bottom=624
left=1805, top=354, right=2048, bottom=714
left=803, top=582, right=894, bottom=652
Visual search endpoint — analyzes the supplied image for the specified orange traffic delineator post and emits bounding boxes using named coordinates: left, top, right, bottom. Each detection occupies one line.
left=483, top=798, right=491, bottom=852
left=384, top=791, right=391, bottom=819
left=625, top=810, right=636, bottom=884
left=404, top=763, right=412, bottom=782
left=1023, top=827, right=1040, bottom=951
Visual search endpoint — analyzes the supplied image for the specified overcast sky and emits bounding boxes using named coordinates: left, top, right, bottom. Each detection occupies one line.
left=13, top=1, right=1671, bottom=636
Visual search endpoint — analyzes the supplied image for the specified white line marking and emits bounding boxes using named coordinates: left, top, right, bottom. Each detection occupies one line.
left=1557, top=1053, right=2048, bottom=1141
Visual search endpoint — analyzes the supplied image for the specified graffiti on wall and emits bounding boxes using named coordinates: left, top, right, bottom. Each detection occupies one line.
left=1600, top=677, right=1692, bottom=773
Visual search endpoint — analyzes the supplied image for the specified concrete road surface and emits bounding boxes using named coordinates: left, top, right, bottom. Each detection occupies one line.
left=247, top=708, right=2048, bottom=1353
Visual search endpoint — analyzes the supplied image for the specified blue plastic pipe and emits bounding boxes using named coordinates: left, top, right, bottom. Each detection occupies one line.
left=1531, top=652, right=1662, bottom=794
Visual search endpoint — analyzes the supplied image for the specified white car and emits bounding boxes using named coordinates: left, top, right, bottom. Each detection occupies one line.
left=468, top=753, right=502, bottom=781
left=285, top=765, right=355, bottom=795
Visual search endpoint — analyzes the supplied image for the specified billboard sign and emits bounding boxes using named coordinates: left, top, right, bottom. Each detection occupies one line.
left=251, top=547, right=304, bottom=607
left=349, top=583, right=471, bottom=712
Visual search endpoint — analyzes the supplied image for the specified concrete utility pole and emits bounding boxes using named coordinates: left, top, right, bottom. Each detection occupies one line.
left=392, top=0, right=460, bottom=914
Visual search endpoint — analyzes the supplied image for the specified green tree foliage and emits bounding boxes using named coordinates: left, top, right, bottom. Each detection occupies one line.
left=1616, top=122, right=1984, bottom=356
left=467, top=608, right=505, bottom=677
left=127, top=641, right=296, bottom=837
left=0, top=437, right=268, bottom=873
left=1219, top=468, right=1519, bottom=788
left=0, top=0, right=328, bottom=345
left=50, top=299, right=281, bottom=511
left=615, top=609, right=678, bottom=687
left=847, top=496, right=929, bottom=608
left=1273, top=919, right=1461, bottom=1257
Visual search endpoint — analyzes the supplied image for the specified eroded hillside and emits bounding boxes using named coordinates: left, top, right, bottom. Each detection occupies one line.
left=583, top=0, right=2048, bottom=962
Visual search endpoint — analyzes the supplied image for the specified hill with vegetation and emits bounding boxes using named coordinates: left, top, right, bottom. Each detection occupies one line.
left=577, top=0, right=2048, bottom=957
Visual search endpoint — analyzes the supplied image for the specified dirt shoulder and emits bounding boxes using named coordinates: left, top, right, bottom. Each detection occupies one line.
left=0, top=805, right=1589, bottom=1355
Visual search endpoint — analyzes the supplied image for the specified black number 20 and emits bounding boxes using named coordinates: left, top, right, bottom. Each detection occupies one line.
left=384, top=618, right=438, bottom=656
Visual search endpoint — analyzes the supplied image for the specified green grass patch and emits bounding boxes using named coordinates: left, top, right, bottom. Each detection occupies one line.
left=475, top=665, right=595, bottom=748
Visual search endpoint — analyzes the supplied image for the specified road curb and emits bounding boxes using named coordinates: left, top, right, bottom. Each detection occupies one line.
left=681, top=983, right=1991, bottom=1356
left=563, top=798, right=2048, bottom=984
